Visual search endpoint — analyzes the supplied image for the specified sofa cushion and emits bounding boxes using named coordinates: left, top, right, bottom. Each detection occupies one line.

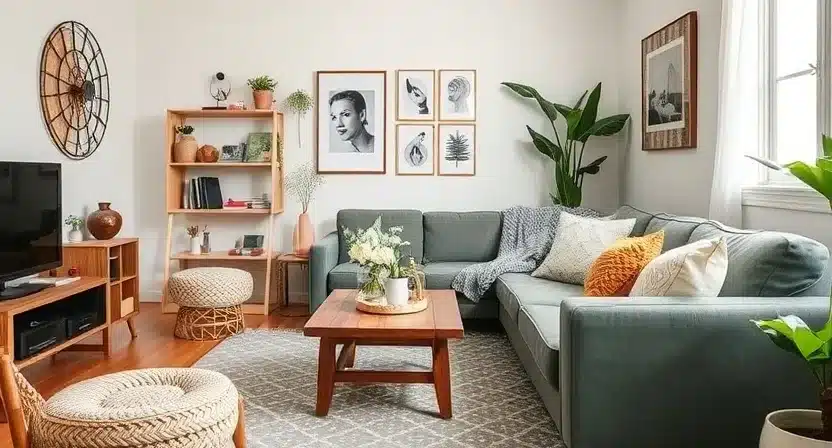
left=612, top=205, right=655, bottom=237
left=644, top=214, right=708, bottom=252
left=423, top=262, right=478, bottom=290
left=328, top=262, right=362, bottom=290
left=423, top=212, right=501, bottom=262
left=495, top=273, right=583, bottom=323
left=518, top=304, right=561, bottom=387
left=337, top=209, right=424, bottom=263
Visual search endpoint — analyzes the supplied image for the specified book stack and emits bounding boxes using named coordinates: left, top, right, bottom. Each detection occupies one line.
left=222, top=195, right=272, bottom=210
left=183, top=177, right=224, bottom=209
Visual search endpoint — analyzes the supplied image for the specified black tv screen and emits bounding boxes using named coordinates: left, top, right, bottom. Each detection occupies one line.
left=0, top=162, right=62, bottom=281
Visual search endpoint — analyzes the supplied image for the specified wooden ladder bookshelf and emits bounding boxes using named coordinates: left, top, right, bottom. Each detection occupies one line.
left=162, top=109, right=285, bottom=316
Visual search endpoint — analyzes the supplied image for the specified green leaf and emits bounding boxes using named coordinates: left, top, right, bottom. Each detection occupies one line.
left=745, top=154, right=785, bottom=171
left=753, top=316, right=829, bottom=362
left=527, top=126, right=563, bottom=162
left=566, top=109, right=583, bottom=140
left=581, top=114, right=630, bottom=140
left=573, top=90, right=588, bottom=110
left=577, top=156, right=608, bottom=176
left=549, top=193, right=561, bottom=205
left=532, top=92, right=560, bottom=123
left=559, top=173, right=582, bottom=207
left=823, top=134, right=832, bottom=158
left=553, top=103, right=573, bottom=119
left=817, top=157, right=832, bottom=174
left=784, top=161, right=832, bottom=202
left=574, top=83, right=602, bottom=143
left=501, top=82, right=537, bottom=98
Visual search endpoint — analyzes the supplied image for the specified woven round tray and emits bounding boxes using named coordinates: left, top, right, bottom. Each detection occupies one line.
left=355, top=294, right=428, bottom=315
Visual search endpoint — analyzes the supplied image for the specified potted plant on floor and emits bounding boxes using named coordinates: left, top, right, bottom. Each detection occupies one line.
left=750, top=134, right=832, bottom=446
left=247, top=75, right=277, bottom=110
left=285, top=162, right=325, bottom=258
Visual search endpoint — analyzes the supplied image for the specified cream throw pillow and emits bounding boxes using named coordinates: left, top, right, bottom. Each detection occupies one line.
left=629, top=237, right=728, bottom=297
left=532, top=213, right=636, bottom=285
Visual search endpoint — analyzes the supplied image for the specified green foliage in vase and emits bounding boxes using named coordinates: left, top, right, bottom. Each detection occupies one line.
left=501, top=81, right=630, bottom=207
left=247, top=75, right=277, bottom=92
left=285, top=162, right=325, bottom=213
left=64, top=215, right=83, bottom=230
left=445, top=131, right=471, bottom=167
left=176, top=125, right=194, bottom=135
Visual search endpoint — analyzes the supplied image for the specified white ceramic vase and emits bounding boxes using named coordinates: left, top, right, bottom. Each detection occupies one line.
left=68, top=228, right=83, bottom=243
left=760, top=409, right=832, bottom=447
left=190, top=236, right=201, bottom=255
left=385, top=278, right=409, bottom=306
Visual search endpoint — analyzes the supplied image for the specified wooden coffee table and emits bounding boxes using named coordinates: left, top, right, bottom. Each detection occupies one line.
left=303, top=289, right=464, bottom=419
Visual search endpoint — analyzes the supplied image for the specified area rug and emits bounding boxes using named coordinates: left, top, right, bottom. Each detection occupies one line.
left=194, top=329, right=564, bottom=447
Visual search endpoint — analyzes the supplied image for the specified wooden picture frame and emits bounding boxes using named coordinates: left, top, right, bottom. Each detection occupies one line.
left=396, top=124, right=436, bottom=176
left=396, top=69, right=436, bottom=121
left=438, top=69, right=477, bottom=122
left=315, top=70, right=387, bottom=174
left=437, top=123, right=476, bottom=176
left=641, top=12, right=698, bottom=150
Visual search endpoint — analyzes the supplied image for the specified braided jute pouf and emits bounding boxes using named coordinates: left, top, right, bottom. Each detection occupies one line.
left=168, top=267, right=253, bottom=341
left=14, top=367, right=241, bottom=448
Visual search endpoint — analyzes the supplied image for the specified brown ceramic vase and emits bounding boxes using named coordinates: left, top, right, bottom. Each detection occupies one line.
left=87, top=202, right=123, bottom=240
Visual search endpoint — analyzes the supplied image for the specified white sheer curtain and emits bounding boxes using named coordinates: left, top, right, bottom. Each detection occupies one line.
left=708, top=0, right=762, bottom=227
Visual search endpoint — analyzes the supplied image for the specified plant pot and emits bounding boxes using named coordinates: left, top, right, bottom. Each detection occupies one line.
left=293, top=212, right=314, bottom=258
left=174, top=135, right=198, bottom=162
left=67, top=228, right=83, bottom=243
left=253, top=90, right=274, bottom=110
left=87, top=202, right=122, bottom=240
left=384, top=278, right=409, bottom=306
left=190, top=237, right=201, bottom=255
left=761, top=409, right=832, bottom=447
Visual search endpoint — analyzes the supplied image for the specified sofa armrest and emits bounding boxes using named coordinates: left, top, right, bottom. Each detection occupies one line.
left=559, top=297, right=829, bottom=448
left=309, top=231, right=339, bottom=313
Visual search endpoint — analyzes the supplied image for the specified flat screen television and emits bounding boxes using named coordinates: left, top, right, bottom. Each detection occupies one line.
left=0, top=162, right=62, bottom=299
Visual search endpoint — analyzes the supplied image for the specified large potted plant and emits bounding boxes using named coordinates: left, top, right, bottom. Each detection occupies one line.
left=501, top=82, right=630, bottom=207
left=247, top=75, right=277, bottom=110
left=750, top=135, right=832, bottom=446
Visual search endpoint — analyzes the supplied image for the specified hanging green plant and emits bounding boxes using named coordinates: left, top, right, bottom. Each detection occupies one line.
left=284, top=89, right=314, bottom=148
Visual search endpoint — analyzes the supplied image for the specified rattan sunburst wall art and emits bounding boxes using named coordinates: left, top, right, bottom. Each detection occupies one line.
left=39, top=21, right=110, bottom=160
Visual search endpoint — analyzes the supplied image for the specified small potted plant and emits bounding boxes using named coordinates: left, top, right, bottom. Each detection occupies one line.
left=285, top=162, right=325, bottom=257
left=174, top=125, right=197, bottom=163
left=247, top=75, right=278, bottom=110
left=64, top=215, right=84, bottom=242
left=186, top=225, right=204, bottom=255
left=284, top=89, right=313, bottom=147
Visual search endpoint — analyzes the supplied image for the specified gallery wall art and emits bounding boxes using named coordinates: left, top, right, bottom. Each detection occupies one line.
left=396, top=124, right=435, bottom=176
left=439, top=69, right=476, bottom=122
left=438, top=123, right=476, bottom=176
left=397, top=69, right=436, bottom=121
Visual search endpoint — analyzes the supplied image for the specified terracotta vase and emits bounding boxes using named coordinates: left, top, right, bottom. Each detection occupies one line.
left=196, top=145, right=219, bottom=163
left=174, top=135, right=198, bottom=162
left=253, top=90, right=274, bottom=110
left=293, top=212, right=314, bottom=258
left=87, top=202, right=122, bottom=240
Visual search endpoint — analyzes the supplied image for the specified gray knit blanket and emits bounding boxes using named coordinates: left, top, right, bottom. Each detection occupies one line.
left=452, top=205, right=599, bottom=302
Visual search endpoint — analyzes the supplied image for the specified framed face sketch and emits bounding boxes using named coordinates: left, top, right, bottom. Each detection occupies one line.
left=438, top=123, right=476, bottom=176
left=397, top=70, right=436, bottom=121
left=315, top=70, right=387, bottom=173
left=439, top=69, right=476, bottom=121
left=642, top=12, right=698, bottom=150
left=396, top=124, right=435, bottom=176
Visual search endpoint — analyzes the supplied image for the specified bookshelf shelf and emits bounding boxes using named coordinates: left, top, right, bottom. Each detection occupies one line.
left=163, top=108, right=284, bottom=316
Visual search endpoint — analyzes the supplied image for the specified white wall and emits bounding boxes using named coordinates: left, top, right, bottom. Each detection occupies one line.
left=0, top=1, right=138, bottom=238
left=134, top=0, right=626, bottom=298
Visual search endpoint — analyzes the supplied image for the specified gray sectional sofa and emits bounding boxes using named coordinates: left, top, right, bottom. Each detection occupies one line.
left=309, top=206, right=832, bottom=447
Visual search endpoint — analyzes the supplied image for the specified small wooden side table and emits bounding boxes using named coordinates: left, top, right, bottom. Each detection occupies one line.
left=276, top=254, right=310, bottom=314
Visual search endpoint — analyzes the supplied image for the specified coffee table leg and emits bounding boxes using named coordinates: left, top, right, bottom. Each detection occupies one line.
left=432, top=339, right=452, bottom=419
left=336, top=340, right=356, bottom=370
left=316, top=337, right=336, bottom=416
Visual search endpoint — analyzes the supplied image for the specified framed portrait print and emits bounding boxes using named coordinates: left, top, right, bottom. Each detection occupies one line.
left=439, top=69, right=476, bottom=121
left=316, top=70, right=387, bottom=173
left=438, top=123, right=476, bottom=176
left=396, top=124, right=435, bottom=176
left=642, top=12, right=698, bottom=150
left=397, top=69, right=436, bottom=121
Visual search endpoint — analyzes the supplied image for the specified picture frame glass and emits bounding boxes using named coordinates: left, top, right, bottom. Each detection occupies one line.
left=439, top=70, right=476, bottom=121
left=438, top=124, right=475, bottom=176
left=397, top=70, right=435, bottom=121
left=397, top=124, right=435, bottom=175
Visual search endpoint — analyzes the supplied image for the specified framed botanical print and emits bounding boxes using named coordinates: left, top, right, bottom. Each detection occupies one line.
left=315, top=70, right=387, bottom=173
left=439, top=69, right=476, bottom=121
left=396, top=124, right=435, bottom=176
left=438, top=123, right=476, bottom=176
left=397, top=69, right=436, bottom=121
left=642, top=12, right=698, bottom=150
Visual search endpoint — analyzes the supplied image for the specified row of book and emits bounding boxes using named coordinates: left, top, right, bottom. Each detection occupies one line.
left=181, top=178, right=273, bottom=210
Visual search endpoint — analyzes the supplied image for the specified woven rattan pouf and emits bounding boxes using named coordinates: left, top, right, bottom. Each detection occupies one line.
left=29, top=368, right=240, bottom=448
left=168, top=267, right=253, bottom=340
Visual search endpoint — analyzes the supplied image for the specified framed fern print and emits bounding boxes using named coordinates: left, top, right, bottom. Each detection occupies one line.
left=438, top=124, right=475, bottom=176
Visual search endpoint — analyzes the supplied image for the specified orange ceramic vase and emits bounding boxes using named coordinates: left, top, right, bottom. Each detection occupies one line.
left=293, top=212, right=314, bottom=258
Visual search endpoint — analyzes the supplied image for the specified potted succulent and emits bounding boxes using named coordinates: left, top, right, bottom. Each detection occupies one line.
left=750, top=134, right=832, bottom=446
left=284, top=89, right=313, bottom=147
left=173, top=125, right=197, bottom=163
left=64, top=215, right=84, bottom=242
left=247, top=75, right=278, bottom=110
left=285, top=162, right=324, bottom=258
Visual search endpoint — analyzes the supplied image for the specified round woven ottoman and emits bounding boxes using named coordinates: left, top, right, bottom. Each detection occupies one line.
left=168, top=267, right=253, bottom=340
left=32, top=368, right=240, bottom=448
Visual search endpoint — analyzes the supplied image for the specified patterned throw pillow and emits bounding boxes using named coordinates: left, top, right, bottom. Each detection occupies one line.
left=584, top=230, right=665, bottom=296
left=629, top=237, right=728, bottom=297
left=531, top=213, right=636, bottom=285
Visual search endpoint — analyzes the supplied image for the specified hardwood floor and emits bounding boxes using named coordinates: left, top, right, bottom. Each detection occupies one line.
left=0, top=302, right=308, bottom=446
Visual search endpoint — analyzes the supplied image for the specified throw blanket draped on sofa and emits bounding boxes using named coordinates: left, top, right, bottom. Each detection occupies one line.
left=451, top=205, right=598, bottom=301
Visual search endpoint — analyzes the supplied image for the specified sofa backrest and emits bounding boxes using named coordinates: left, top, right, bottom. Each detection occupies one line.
left=423, top=211, right=502, bottom=262
left=614, top=205, right=831, bottom=297
left=336, top=209, right=424, bottom=264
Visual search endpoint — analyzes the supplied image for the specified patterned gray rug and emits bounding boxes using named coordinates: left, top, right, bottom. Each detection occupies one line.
left=194, top=329, right=564, bottom=447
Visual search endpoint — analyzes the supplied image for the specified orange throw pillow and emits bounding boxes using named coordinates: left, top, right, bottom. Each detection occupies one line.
left=584, top=230, right=665, bottom=296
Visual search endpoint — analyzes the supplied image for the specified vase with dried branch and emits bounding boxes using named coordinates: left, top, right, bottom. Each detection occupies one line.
left=285, top=162, right=325, bottom=257
left=284, top=89, right=313, bottom=149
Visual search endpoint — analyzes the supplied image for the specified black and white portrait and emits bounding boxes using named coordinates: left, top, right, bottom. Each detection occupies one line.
left=316, top=71, right=386, bottom=174
left=439, top=70, right=476, bottom=121
left=438, top=123, right=476, bottom=176
left=646, top=37, right=685, bottom=132
left=396, top=124, right=435, bottom=176
left=397, top=70, right=435, bottom=121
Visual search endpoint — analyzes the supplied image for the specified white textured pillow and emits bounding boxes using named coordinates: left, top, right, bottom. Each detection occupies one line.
left=532, top=213, right=636, bottom=285
left=629, top=237, right=728, bottom=297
